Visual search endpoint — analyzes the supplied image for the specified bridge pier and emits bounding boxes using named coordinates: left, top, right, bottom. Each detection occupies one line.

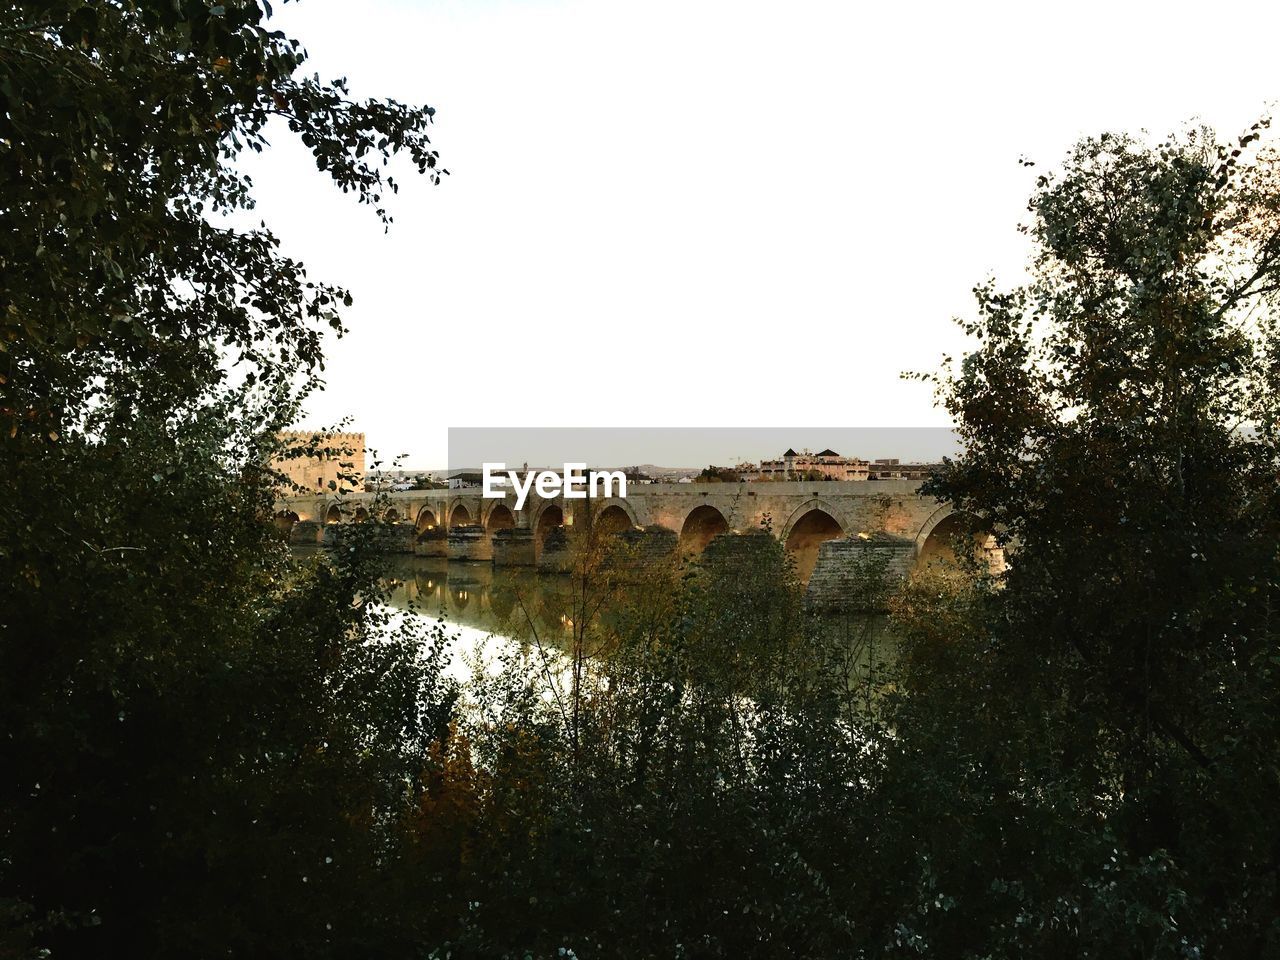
left=493, top=527, right=536, bottom=566
left=415, top=526, right=449, bottom=558
left=805, top=533, right=915, bottom=611
left=289, top=519, right=323, bottom=545
left=448, top=524, right=492, bottom=562
left=537, top=525, right=572, bottom=572
left=612, top=525, right=678, bottom=563
left=384, top=523, right=416, bottom=553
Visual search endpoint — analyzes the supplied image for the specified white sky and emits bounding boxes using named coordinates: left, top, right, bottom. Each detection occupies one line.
left=240, top=0, right=1280, bottom=467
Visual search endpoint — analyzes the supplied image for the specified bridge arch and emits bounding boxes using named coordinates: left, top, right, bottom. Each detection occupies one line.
left=485, top=502, right=516, bottom=533
left=353, top=506, right=370, bottom=522
left=679, top=504, right=729, bottom=554
left=534, top=502, right=564, bottom=548
left=414, top=506, right=440, bottom=533
left=914, top=506, right=1004, bottom=575
left=384, top=507, right=401, bottom=522
left=913, top=503, right=955, bottom=554
left=324, top=503, right=343, bottom=524
left=779, top=498, right=852, bottom=543
left=448, top=501, right=473, bottom=528
left=781, top=502, right=846, bottom=583
left=531, top=498, right=562, bottom=532
left=592, top=498, right=637, bottom=534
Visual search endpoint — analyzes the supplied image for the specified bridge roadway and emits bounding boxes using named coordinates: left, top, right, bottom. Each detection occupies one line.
left=276, top=479, right=978, bottom=587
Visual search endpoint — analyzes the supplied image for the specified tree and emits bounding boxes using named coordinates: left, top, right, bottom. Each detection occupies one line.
left=0, top=3, right=452, bottom=956
left=694, top=465, right=741, bottom=483
left=903, top=122, right=1280, bottom=955
left=1, top=0, right=443, bottom=438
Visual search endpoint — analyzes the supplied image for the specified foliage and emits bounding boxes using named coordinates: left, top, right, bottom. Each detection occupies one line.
left=412, top=524, right=890, bottom=959
left=694, top=465, right=742, bottom=483
left=903, top=122, right=1280, bottom=956
left=0, top=0, right=444, bottom=441
left=6, top=3, right=1280, bottom=954
left=2, top=394, right=458, bottom=957
left=0, top=2, right=451, bottom=956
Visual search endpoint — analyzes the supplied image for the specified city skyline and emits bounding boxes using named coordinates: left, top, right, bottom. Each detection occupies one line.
left=436, top=426, right=961, bottom=473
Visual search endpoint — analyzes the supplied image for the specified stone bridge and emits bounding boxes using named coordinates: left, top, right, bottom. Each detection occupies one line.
left=276, top=480, right=995, bottom=599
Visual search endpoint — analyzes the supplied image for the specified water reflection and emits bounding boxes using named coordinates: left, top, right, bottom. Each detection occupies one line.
left=379, top=556, right=899, bottom=687
left=382, top=557, right=580, bottom=645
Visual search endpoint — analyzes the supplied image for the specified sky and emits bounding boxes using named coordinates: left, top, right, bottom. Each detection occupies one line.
left=239, top=0, right=1280, bottom=468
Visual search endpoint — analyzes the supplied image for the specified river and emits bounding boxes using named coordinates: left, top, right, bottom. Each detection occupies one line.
left=367, top=554, right=899, bottom=691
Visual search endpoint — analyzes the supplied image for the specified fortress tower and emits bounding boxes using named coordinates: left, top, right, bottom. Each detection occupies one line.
left=272, top=431, right=366, bottom=494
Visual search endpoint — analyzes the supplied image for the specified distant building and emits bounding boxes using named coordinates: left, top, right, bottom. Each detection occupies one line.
left=448, top=471, right=484, bottom=489
left=272, top=431, right=365, bottom=493
left=758, top=448, right=869, bottom=481
left=867, top=458, right=940, bottom=481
